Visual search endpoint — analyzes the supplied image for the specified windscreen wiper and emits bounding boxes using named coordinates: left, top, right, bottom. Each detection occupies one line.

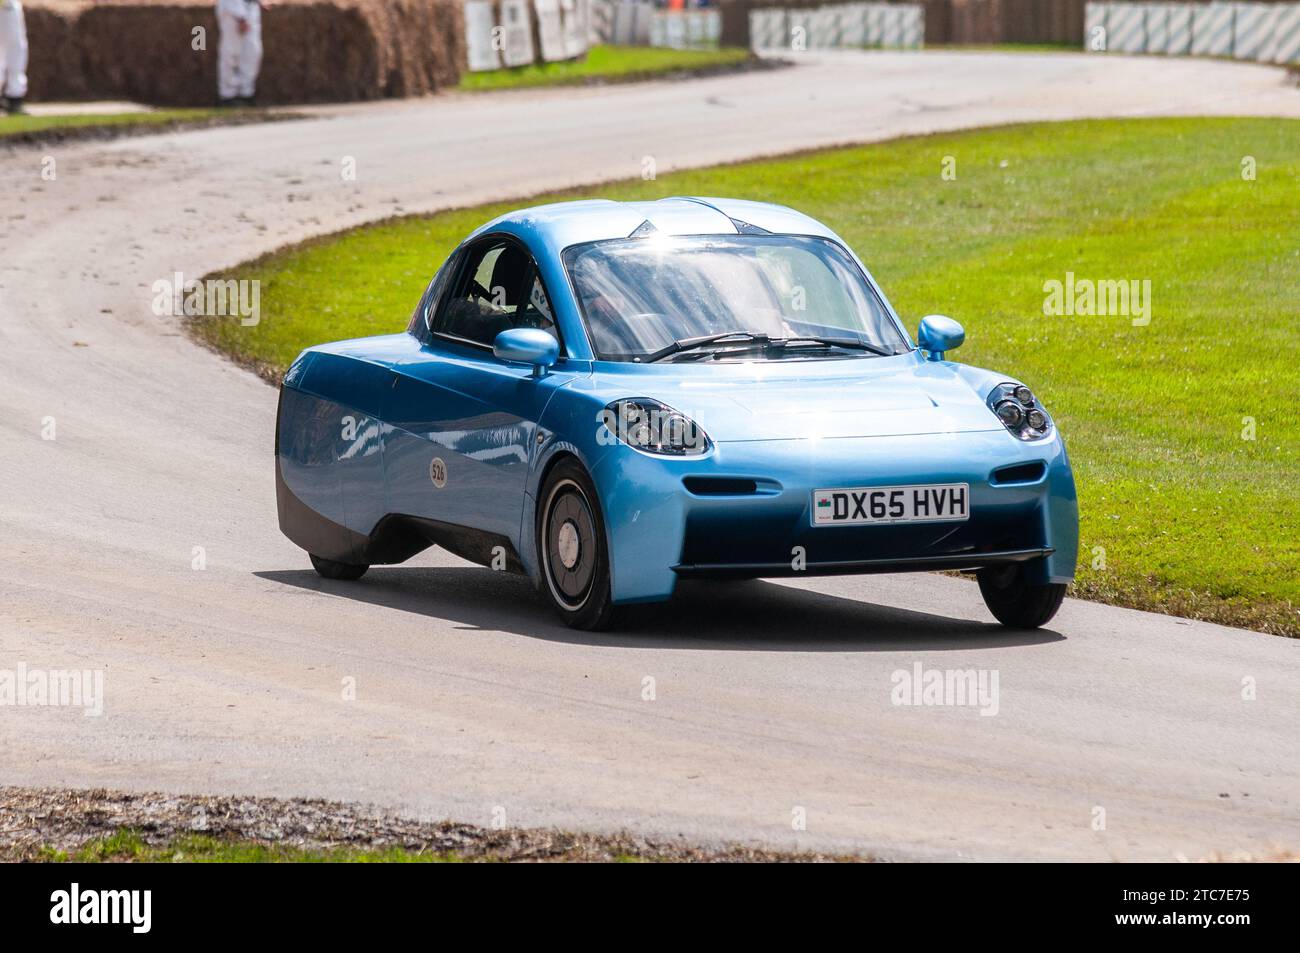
left=638, top=331, right=772, bottom=364
left=704, top=336, right=893, bottom=360
left=777, top=336, right=893, bottom=357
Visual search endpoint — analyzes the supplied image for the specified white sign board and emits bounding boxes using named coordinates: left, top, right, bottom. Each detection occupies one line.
left=1164, top=2, right=1192, bottom=54
left=1142, top=3, right=1166, bottom=54
left=465, top=0, right=502, bottom=72
left=535, top=0, right=568, bottom=62
left=1083, top=2, right=1106, bottom=51
left=899, top=5, right=923, bottom=47
left=837, top=4, right=867, bottom=47
left=1268, top=4, right=1300, bottom=63
left=501, top=0, right=536, bottom=67
left=611, top=0, right=652, bottom=45
left=749, top=8, right=787, bottom=50
left=1106, top=3, right=1146, bottom=53
left=561, top=0, right=588, bottom=58
left=1233, top=2, right=1268, bottom=59
left=1191, top=2, right=1234, bottom=57
left=864, top=3, right=887, bottom=45
left=666, top=12, right=688, bottom=48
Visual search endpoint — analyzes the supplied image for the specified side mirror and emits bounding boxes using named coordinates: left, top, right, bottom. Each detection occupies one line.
left=494, top=327, right=559, bottom=376
left=917, top=315, right=965, bottom=362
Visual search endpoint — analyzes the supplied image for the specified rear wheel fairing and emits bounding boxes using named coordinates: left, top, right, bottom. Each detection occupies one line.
left=282, top=349, right=395, bottom=540
left=280, top=333, right=587, bottom=570
left=276, top=450, right=522, bottom=569
left=276, top=379, right=523, bottom=569
left=277, top=384, right=349, bottom=537
left=276, top=456, right=427, bottom=565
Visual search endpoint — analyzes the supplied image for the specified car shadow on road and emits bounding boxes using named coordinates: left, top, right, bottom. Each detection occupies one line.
left=255, top=567, right=1063, bottom=652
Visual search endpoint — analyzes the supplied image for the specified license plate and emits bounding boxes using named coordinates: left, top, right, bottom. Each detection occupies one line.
left=812, top=483, right=970, bottom=526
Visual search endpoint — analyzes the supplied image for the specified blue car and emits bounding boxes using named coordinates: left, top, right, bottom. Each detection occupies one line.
left=276, top=198, right=1078, bottom=630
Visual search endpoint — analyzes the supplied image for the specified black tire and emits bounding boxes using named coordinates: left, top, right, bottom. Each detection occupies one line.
left=536, top=459, right=623, bottom=631
left=977, top=564, right=1065, bottom=629
left=309, top=553, right=369, bottom=581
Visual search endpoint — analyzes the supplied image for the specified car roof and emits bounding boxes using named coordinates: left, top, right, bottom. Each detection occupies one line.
left=467, top=197, right=841, bottom=253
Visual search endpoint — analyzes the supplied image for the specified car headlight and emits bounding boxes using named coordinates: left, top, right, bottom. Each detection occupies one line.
left=601, top=399, right=710, bottom=455
left=988, top=383, right=1052, bottom=440
left=994, top=400, right=1024, bottom=428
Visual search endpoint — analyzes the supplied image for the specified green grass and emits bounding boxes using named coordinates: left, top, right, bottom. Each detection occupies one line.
left=0, top=108, right=228, bottom=140
left=43, top=829, right=460, bottom=863
left=459, top=44, right=753, bottom=91
left=29, top=828, right=833, bottom=863
left=197, top=118, right=1300, bottom=635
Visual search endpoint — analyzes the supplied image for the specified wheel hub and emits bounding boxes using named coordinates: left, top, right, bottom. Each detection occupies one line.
left=544, top=482, right=598, bottom=610
left=556, top=520, right=581, bottom=570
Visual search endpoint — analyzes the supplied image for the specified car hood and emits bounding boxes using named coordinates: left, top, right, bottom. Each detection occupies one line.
left=582, top=353, right=1006, bottom=442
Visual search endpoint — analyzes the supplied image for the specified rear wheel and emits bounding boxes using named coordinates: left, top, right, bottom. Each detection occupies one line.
left=537, top=460, right=622, bottom=631
left=309, top=553, right=369, bottom=581
left=977, top=564, right=1065, bottom=629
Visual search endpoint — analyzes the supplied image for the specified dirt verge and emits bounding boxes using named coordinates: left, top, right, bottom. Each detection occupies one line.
left=0, top=109, right=302, bottom=151
left=1, top=786, right=864, bottom=862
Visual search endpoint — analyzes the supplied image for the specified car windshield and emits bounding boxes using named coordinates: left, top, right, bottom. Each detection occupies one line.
left=563, top=234, right=910, bottom=362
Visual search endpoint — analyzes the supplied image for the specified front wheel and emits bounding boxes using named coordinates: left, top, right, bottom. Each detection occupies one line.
left=977, top=564, right=1065, bottom=629
left=309, top=553, right=369, bottom=581
left=536, top=460, right=623, bottom=631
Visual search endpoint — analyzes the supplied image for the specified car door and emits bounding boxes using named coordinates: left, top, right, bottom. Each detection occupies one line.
left=383, top=235, right=573, bottom=545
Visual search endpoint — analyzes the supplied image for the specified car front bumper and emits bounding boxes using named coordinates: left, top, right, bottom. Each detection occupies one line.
left=590, top=428, right=1079, bottom=604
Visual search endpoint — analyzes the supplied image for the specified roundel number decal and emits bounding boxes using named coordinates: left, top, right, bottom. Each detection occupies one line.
left=429, top=457, right=448, bottom=489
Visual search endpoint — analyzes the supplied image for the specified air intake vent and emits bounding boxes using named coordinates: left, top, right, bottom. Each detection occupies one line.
left=683, top=476, right=759, bottom=496
left=991, top=461, right=1047, bottom=485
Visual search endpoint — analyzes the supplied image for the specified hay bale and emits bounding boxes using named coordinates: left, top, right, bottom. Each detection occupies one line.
left=72, top=4, right=217, bottom=105
left=25, top=0, right=91, bottom=101
left=364, top=0, right=465, bottom=97
left=24, top=0, right=464, bottom=105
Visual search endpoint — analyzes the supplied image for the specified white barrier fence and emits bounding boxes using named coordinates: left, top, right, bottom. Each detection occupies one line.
left=589, top=0, right=615, bottom=42
left=750, top=3, right=924, bottom=51
left=588, top=1, right=719, bottom=48
left=587, top=0, right=654, bottom=44
left=650, top=9, right=723, bottom=49
left=1084, top=1, right=1300, bottom=63
left=465, top=0, right=594, bottom=70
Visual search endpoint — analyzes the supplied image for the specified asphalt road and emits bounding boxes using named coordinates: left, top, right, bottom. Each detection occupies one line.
left=2, top=52, right=1298, bottom=861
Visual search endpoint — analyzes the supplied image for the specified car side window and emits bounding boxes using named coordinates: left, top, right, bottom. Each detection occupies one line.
left=433, top=238, right=558, bottom=348
left=407, top=256, right=454, bottom=339
left=516, top=270, right=557, bottom=337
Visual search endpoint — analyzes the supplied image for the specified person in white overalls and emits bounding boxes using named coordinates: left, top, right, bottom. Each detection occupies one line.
left=216, top=0, right=263, bottom=106
left=0, top=0, right=28, bottom=115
